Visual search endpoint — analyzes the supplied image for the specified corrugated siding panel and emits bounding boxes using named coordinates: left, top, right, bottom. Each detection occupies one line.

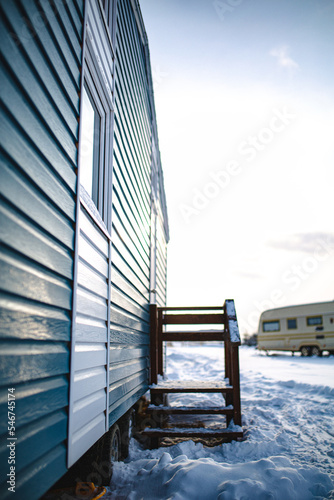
left=0, top=0, right=83, bottom=498
left=67, top=0, right=116, bottom=467
left=68, top=206, right=110, bottom=465
left=109, top=0, right=152, bottom=423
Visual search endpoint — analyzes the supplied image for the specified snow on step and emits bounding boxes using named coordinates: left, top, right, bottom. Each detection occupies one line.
left=150, top=380, right=232, bottom=393
left=142, top=427, right=243, bottom=439
left=146, top=405, right=234, bottom=414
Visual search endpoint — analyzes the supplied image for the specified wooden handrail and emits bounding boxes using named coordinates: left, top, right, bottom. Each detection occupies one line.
left=163, top=313, right=225, bottom=325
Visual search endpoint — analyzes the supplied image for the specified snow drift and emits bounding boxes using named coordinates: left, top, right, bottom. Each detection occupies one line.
left=107, top=346, right=334, bottom=499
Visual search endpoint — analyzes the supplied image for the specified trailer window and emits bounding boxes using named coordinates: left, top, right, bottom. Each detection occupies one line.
left=287, top=318, right=297, bottom=329
left=79, top=85, right=101, bottom=203
left=307, top=316, right=323, bottom=326
left=263, top=320, right=280, bottom=332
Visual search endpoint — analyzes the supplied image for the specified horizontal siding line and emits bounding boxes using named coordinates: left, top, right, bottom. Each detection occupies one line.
left=71, top=390, right=106, bottom=433
left=0, top=252, right=72, bottom=312
left=109, top=366, right=148, bottom=389
left=79, top=208, right=109, bottom=256
left=78, top=235, right=108, bottom=277
left=1, top=340, right=69, bottom=356
left=111, top=283, right=149, bottom=319
left=0, top=6, right=79, bottom=134
left=112, top=207, right=150, bottom=267
left=116, top=6, right=151, bottom=138
left=0, top=16, right=79, bottom=145
left=110, top=327, right=150, bottom=344
left=22, top=0, right=81, bottom=76
left=1, top=1, right=79, bottom=111
left=0, top=161, right=74, bottom=250
left=0, top=291, right=71, bottom=321
left=0, top=119, right=76, bottom=220
left=108, top=369, right=147, bottom=393
left=0, top=443, right=67, bottom=500
left=108, top=382, right=147, bottom=418
left=110, top=305, right=149, bottom=331
left=18, top=0, right=81, bottom=103
left=112, top=147, right=150, bottom=232
left=62, top=0, right=83, bottom=41
left=79, top=228, right=109, bottom=261
left=0, top=193, right=74, bottom=264
left=0, top=307, right=71, bottom=343
left=112, top=175, right=150, bottom=252
left=114, top=48, right=151, bottom=164
left=113, top=121, right=150, bottom=214
left=122, top=0, right=147, bottom=92
left=73, top=365, right=106, bottom=383
left=0, top=374, right=68, bottom=403
left=109, top=355, right=149, bottom=370
left=109, top=383, right=148, bottom=424
left=114, top=67, right=151, bottom=169
left=77, top=261, right=108, bottom=300
left=0, top=239, right=72, bottom=290
left=0, top=376, right=68, bottom=434
left=112, top=230, right=150, bottom=287
left=112, top=185, right=150, bottom=254
left=0, top=409, right=67, bottom=477
left=109, top=346, right=149, bottom=363
left=111, top=244, right=149, bottom=296
left=0, top=60, right=78, bottom=177
left=113, top=76, right=151, bottom=179
left=0, top=101, right=77, bottom=201
left=111, top=266, right=149, bottom=310
left=43, top=0, right=82, bottom=64
left=115, top=27, right=150, bottom=144
left=114, top=71, right=151, bottom=177
left=76, top=290, right=108, bottom=321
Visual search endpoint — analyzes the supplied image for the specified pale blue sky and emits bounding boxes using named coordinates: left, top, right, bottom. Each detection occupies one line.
left=140, top=0, right=334, bottom=334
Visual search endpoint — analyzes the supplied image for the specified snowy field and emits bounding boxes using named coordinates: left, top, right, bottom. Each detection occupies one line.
left=107, top=345, right=334, bottom=500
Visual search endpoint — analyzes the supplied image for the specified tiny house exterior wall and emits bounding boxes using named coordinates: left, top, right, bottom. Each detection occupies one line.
left=257, top=301, right=334, bottom=355
left=0, top=0, right=168, bottom=498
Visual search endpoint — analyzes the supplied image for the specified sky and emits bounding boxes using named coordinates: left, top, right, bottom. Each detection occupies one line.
left=139, top=0, right=334, bottom=335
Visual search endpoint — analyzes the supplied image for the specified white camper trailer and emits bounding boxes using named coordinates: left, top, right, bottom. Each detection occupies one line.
left=257, top=301, right=334, bottom=356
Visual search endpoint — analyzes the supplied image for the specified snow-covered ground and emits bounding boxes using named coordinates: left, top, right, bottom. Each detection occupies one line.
left=108, top=345, right=334, bottom=499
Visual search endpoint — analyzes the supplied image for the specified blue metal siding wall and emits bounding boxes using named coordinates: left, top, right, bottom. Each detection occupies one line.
left=0, top=0, right=83, bottom=498
left=109, top=0, right=152, bottom=423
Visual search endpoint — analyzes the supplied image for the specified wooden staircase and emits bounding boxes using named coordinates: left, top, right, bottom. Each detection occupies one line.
left=141, top=300, right=243, bottom=448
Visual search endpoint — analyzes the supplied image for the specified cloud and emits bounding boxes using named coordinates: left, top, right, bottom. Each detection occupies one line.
left=270, top=46, right=299, bottom=70
left=235, top=270, right=265, bottom=280
left=267, top=232, right=334, bottom=254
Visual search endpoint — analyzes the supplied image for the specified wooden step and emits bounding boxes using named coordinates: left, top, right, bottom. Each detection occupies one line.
left=150, top=380, right=232, bottom=394
left=141, top=427, right=243, bottom=440
left=146, top=405, right=234, bottom=415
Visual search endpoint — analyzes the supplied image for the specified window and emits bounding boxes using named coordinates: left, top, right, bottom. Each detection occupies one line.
left=78, top=23, right=114, bottom=229
left=287, top=318, right=297, bottom=329
left=263, top=320, right=280, bottom=332
left=79, top=85, right=100, bottom=203
left=307, top=316, right=323, bottom=326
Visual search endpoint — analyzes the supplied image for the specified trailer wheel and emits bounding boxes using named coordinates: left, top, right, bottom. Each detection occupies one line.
left=300, top=346, right=310, bottom=357
left=118, top=409, right=135, bottom=460
left=109, top=424, right=121, bottom=462
left=311, top=346, right=322, bottom=357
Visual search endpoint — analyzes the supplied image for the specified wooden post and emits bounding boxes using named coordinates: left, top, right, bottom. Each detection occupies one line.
left=223, top=303, right=231, bottom=382
left=150, top=304, right=158, bottom=385
left=157, top=308, right=163, bottom=376
left=231, top=344, right=241, bottom=426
